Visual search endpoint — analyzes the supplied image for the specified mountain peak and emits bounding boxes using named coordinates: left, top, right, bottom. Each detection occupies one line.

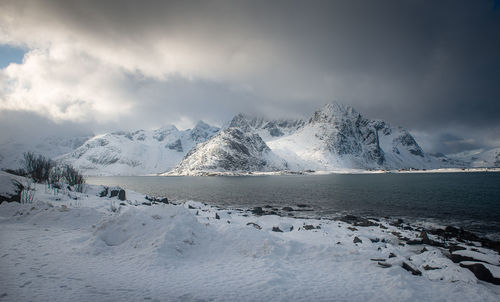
left=194, top=120, right=210, bottom=130
left=310, top=102, right=360, bottom=124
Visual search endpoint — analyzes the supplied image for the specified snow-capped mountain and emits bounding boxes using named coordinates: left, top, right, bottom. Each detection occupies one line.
left=168, top=127, right=287, bottom=175
left=267, top=103, right=440, bottom=170
left=59, top=121, right=219, bottom=176
left=0, top=134, right=93, bottom=170
left=169, top=103, right=448, bottom=174
left=448, top=147, right=500, bottom=168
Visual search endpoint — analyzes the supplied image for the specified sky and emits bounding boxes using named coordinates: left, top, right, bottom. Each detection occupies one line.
left=0, top=0, right=499, bottom=154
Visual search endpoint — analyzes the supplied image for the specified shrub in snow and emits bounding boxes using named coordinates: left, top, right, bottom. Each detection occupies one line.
left=20, top=179, right=35, bottom=204
left=21, top=152, right=86, bottom=192
left=62, top=164, right=85, bottom=187
left=22, top=152, right=55, bottom=183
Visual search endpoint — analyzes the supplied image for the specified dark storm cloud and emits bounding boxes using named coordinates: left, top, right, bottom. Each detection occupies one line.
left=1, top=0, right=499, bottom=154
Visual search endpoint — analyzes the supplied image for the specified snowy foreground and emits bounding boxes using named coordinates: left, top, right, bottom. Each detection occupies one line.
left=1, top=181, right=499, bottom=301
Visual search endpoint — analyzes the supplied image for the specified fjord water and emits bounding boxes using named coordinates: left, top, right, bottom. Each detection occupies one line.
left=88, top=173, right=500, bottom=239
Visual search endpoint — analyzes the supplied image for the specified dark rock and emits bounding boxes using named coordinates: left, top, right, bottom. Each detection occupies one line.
left=296, top=204, right=309, bottom=208
left=353, top=236, right=362, bottom=244
left=370, top=258, right=386, bottom=262
left=251, top=207, right=264, bottom=215
left=354, top=219, right=379, bottom=227
left=449, top=252, right=491, bottom=265
left=303, top=225, right=316, bottom=230
left=423, top=265, right=440, bottom=271
left=166, top=139, right=183, bottom=152
left=459, top=263, right=500, bottom=285
left=188, top=205, right=196, bottom=209
left=110, top=188, right=126, bottom=200
left=282, top=207, right=294, bottom=212
left=420, top=247, right=428, bottom=253
left=247, top=222, right=262, bottom=230
left=449, top=245, right=467, bottom=253
left=407, top=239, right=423, bottom=245
left=272, top=226, right=283, bottom=232
left=390, top=219, right=404, bottom=226
left=118, top=190, right=126, bottom=201
left=146, top=195, right=168, bottom=204
left=263, top=205, right=273, bottom=208
left=370, top=238, right=380, bottom=243
left=215, top=213, right=220, bottom=220
left=389, top=253, right=397, bottom=258
left=378, top=262, right=392, bottom=268
left=347, top=226, right=358, bottom=231
left=142, top=202, right=152, bottom=206
left=99, top=187, right=109, bottom=197
left=419, top=231, right=429, bottom=240
left=339, top=215, right=359, bottom=224
left=401, top=262, right=422, bottom=276
left=109, top=189, right=119, bottom=198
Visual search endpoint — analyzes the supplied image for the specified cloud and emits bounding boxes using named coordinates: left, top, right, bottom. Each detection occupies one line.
left=0, top=0, right=499, bottom=153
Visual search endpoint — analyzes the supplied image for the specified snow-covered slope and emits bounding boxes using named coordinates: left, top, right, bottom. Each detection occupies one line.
left=1, top=179, right=499, bottom=300
left=59, top=121, right=219, bottom=176
left=0, top=134, right=93, bottom=170
left=170, top=103, right=446, bottom=174
left=448, top=147, right=500, bottom=168
left=169, top=127, right=287, bottom=175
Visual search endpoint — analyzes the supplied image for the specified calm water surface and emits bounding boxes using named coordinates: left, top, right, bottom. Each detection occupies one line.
left=88, top=173, right=500, bottom=239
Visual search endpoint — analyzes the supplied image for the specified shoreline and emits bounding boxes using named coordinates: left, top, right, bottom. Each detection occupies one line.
left=160, top=167, right=500, bottom=177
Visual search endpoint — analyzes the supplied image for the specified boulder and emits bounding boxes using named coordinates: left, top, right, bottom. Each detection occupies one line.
left=109, top=188, right=126, bottom=200
left=459, top=262, right=500, bottom=285
left=251, top=207, right=264, bottom=215
left=272, top=226, right=283, bottom=232
left=353, top=236, right=362, bottom=244
left=118, top=189, right=126, bottom=201
left=401, top=262, right=422, bottom=276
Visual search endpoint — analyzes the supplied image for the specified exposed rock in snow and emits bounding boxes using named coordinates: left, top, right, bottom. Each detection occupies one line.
left=228, top=113, right=305, bottom=140
left=168, top=127, right=287, bottom=175
left=59, top=121, right=219, bottom=176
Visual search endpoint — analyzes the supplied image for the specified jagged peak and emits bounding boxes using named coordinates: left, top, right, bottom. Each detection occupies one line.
left=309, top=102, right=360, bottom=124
left=154, top=124, right=179, bottom=132
left=194, top=120, right=211, bottom=129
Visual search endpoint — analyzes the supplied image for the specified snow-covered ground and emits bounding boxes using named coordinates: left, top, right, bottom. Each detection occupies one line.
left=0, top=173, right=499, bottom=301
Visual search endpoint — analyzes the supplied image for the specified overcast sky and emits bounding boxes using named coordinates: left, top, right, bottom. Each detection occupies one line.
left=0, top=0, right=499, bottom=154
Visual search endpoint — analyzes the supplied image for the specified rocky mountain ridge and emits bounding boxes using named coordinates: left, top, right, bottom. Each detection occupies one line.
left=170, top=103, right=450, bottom=174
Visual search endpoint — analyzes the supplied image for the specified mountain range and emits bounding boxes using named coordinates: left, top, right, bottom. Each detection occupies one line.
left=1, top=103, right=498, bottom=175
